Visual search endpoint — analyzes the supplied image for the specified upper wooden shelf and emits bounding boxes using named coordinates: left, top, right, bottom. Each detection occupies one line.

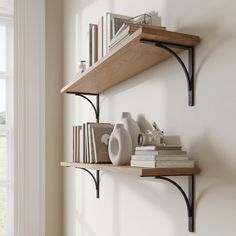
left=61, top=162, right=201, bottom=177
left=61, top=27, right=200, bottom=94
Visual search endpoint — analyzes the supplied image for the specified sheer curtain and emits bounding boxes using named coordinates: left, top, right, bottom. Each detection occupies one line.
left=0, top=1, right=14, bottom=235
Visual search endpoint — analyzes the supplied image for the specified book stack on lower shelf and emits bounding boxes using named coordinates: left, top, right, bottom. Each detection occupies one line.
left=130, top=145, right=194, bottom=168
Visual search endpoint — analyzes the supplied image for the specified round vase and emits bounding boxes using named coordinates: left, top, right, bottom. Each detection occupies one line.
left=108, top=123, right=132, bottom=165
left=121, top=112, right=141, bottom=154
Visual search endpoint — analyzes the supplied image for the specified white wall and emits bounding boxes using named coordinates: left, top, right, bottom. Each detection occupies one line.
left=63, top=0, right=236, bottom=236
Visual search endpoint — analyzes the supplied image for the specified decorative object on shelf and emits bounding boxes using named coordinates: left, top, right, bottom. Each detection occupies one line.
left=121, top=112, right=140, bottom=154
left=78, top=60, right=86, bottom=73
left=137, top=114, right=153, bottom=133
left=108, top=123, right=132, bottom=165
left=138, top=121, right=164, bottom=146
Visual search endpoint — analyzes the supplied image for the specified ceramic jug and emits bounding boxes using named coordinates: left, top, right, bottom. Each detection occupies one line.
left=121, top=112, right=140, bottom=154
left=108, top=123, right=132, bottom=165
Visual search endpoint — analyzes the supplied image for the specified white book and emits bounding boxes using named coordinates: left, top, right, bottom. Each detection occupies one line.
left=86, top=123, right=90, bottom=163
left=72, top=125, right=82, bottom=163
left=136, top=145, right=182, bottom=151
left=131, top=154, right=188, bottom=161
left=130, top=160, right=194, bottom=168
left=135, top=146, right=156, bottom=151
left=135, top=150, right=187, bottom=156
left=82, top=123, right=86, bottom=163
left=87, top=123, right=97, bottom=163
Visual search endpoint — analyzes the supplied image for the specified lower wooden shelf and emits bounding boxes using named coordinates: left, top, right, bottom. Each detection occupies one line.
left=61, top=161, right=200, bottom=232
left=61, top=162, right=200, bottom=177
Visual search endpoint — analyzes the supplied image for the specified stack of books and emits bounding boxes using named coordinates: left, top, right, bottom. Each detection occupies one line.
left=130, top=145, right=194, bottom=168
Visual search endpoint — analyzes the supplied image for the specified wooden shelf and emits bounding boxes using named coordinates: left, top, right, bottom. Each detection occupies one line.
left=61, top=26, right=201, bottom=232
left=61, top=162, right=201, bottom=177
left=61, top=27, right=200, bottom=95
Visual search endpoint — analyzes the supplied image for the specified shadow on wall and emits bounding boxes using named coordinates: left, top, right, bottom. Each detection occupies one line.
left=163, top=16, right=236, bottom=232
left=177, top=22, right=236, bottom=92
left=107, top=173, right=190, bottom=236
left=191, top=132, right=236, bottom=208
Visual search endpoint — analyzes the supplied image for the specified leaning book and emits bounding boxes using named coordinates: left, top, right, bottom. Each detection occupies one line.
left=91, top=123, right=114, bottom=163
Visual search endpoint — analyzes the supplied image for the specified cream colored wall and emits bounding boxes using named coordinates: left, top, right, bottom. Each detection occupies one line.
left=63, top=0, right=236, bottom=236
left=45, top=0, right=63, bottom=235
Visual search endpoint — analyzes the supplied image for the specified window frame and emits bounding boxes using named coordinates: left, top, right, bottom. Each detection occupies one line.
left=0, top=7, right=14, bottom=236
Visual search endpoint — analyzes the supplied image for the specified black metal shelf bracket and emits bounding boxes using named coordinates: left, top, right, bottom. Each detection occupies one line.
left=155, top=175, right=195, bottom=232
left=67, top=92, right=100, bottom=122
left=76, top=168, right=100, bottom=198
left=140, top=39, right=195, bottom=106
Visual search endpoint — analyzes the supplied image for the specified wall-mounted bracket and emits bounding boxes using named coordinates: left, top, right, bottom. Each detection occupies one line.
left=76, top=168, right=100, bottom=198
left=140, top=39, right=195, bottom=106
left=67, top=92, right=100, bottom=122
left=154, top=175, right=195, bottom=232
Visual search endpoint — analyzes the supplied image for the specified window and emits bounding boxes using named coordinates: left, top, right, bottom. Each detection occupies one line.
left=0, top=0, right=13, bottom=235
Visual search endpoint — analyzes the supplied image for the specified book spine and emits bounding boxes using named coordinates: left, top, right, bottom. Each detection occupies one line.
left=130, top=160, right=194, bottom=168
left=131, top=154, right=188, bottom=161
left=135, top=146, right=156, bottom=151
left=83, top=123, right=86, bottom=163
left=135, top=150, right=187, bottom=155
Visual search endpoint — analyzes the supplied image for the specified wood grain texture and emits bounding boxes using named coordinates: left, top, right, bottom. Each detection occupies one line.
left=61, top=27, right=200, bottom=94
left=61, top=162, right=201, bottom=176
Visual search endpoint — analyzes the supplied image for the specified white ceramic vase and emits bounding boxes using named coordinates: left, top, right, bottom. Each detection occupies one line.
left=108, top=123, right=132, bottom=165
left=121, top=112, right=141, bottom=154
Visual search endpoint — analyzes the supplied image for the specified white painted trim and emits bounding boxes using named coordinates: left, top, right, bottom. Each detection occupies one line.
left=14, top=0, right=45, bottom=235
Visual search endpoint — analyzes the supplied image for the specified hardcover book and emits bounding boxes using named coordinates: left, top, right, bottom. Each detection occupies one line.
left=136, top=145, right=182, bottom=151
left=131, top=154, right=188, bottom=161
left=91, top=123, right=114, bottom=163
left=135, top=150, right=187, bottom=156
left=130, top=160, right=194, bottom=168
